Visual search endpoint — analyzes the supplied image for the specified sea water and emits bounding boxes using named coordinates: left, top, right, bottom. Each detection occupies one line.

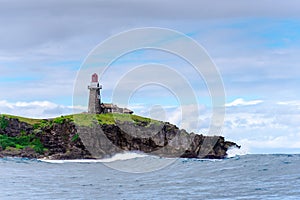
left=1, top=153, right=299, bottom=200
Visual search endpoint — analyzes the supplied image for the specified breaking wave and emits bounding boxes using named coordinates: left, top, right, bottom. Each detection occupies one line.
left=226, top=146, right=248, bottom=158
left=38, top=151, right=148, bottom=164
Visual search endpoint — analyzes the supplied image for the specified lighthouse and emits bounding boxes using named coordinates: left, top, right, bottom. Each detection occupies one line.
left=88, top=73, right=102, bottom=114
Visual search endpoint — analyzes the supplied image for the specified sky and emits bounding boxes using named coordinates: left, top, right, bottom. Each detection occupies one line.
left=0, top=0, right=300, bottom=154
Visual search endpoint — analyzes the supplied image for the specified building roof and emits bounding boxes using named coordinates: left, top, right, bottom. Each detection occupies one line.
left=123, top=108, right=133, bottom=113
left=101, top=103, right=117, bottom=109
left=101, top=103, right=133, bottom=113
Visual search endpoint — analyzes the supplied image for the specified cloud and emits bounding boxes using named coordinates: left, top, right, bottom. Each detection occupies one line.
left=1, top=1, right=300, bottom=107
left=238, top=132, right=300, bottom=153
left=225, top=98, right=263, bottom=107
left=136, top=99, right=300, bottom=154
left=1, top=97, right=300, bottom=154
left=0, top=100, right=86, bottom=118
left=277, top=100, right=300, bottom=107
left=221, top=99, right=300, bottom=153
left=131, top=103, right=211, bottom=133
left=1, top=1, right=300, bottom=56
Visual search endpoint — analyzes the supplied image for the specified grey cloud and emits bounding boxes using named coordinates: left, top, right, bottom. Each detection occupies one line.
left=1, top=0, right=300, bottom=53
left=1, top=0, right=300, bottom=118
left=3, top=0, right=297, bottom=19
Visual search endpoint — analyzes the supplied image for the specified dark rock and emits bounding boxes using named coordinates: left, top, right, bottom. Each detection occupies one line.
left=0, top=118, right=33, bottom=137
left=76, top=121, right=240, bottom=159
left=0, top=116, right=240, bottom=159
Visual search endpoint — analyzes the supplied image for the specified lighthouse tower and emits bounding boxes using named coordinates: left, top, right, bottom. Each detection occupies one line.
left=88, top=73, right=102, bottom=114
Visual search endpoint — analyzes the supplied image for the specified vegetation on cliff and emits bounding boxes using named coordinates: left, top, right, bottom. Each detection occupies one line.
left=0, top=134, right=45, bottom=153
left=0, top=113, right=240, bottom=159
left=0, top=113, right=163, bottom=158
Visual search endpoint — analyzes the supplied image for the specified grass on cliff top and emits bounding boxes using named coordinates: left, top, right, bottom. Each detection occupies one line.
left=71, top=113, right=162, bottom=127
left=1, top=113, right=162, bottom=128
left=1, top=114, right=42, bottom=125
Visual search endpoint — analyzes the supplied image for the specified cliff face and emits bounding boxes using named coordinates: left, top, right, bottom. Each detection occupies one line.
left=0, top=115, right=240, bottom=159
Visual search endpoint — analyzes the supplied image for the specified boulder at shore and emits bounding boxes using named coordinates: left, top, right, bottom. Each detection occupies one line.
left=0, top=114, right=240, bottom=159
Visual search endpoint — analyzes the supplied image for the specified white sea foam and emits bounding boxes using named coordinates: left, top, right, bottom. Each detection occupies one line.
left=226, top=146, right=248, bottom=158
left=100, top=151, right=148, bottom=163
left=38, top=159, right=100, bottom=164
left=38, top=151, right=148, bottom=164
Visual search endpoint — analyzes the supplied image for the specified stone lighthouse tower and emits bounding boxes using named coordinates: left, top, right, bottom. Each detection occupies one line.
left=88, top=73, right=102, bottom=114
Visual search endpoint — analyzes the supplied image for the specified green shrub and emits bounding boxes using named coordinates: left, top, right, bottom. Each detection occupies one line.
left=33, top=120, right=52, bottom=129
left=31, top=138, right=45, bottom=154
left=0, top=115, right=8, bottom=130
left=0, top=135, right=15, bottom=149
left=15, top=144, right=24, bottom=149
left=20, top=130, right=26, bottom=135
left=53, top=116, right=65, bottom=124
left=33, top=123, right=40, bottom=129
left=0, top=134, right=45, bottom=154
left=71, top=134, right=79, bottom=142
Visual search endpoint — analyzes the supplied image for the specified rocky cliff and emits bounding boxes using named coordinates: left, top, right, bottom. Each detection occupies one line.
left=0, top=114, right=240, bottom=159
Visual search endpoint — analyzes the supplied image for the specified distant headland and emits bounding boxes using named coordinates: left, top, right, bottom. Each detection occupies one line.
left=0, top=73, right=240, bottom=160
left=0, top=113, right=240, bottom=159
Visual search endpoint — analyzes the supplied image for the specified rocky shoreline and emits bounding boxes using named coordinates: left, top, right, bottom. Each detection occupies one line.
left=0, top=115, right=240, bottom=159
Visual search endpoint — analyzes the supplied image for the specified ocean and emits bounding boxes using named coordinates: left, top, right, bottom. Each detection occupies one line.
left=1, top=152, right=299, bottom=200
